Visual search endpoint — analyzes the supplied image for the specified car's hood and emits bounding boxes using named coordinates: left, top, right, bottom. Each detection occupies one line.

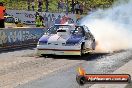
left=39, top=34, right=83, bottom=45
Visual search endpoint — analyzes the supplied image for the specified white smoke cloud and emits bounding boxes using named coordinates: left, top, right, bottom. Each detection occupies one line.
left=81, top=0, right=132, bottom=52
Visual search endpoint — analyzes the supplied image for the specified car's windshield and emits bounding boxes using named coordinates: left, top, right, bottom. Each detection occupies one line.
left=45, top=25, right=84, bottom=36
left=45, top=25, right=74, bottom=34
left=5, top=17, right=15, bottom=23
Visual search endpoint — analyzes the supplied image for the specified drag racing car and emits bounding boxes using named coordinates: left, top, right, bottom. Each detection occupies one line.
left=36, top=24, right=96, bottom=56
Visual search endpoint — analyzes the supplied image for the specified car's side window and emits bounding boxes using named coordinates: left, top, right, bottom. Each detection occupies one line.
left=73, top=26, right=85, bottom=37
left=83, top=26, right=89, bottom=32
left=85, top=32, right=89, bottom=40
left=85, top=31, right=94, bottom=40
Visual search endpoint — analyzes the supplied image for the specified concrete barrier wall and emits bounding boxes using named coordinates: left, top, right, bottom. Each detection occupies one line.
left=0, top=28, right=45, bottom=51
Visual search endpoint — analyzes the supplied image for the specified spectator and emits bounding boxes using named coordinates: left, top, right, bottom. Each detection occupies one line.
left=45, top=0, right=49, bottom=12
left=39, top=14, right=44, bottom=27
left=35, top=13, right=43, bottom=27
left=57, top=1, right=60, bottom=12
left=65, top=0, right=68, bottom=15
left=27, top=0, right=30, bottom=11
left=60, top=0, right=65, bottom=12
left=48, top=14, right=52, bottom=27
left=68, top=18, right=74, bottom=23
left=75, top=1, right=80, bottom=14
left=35, top=12, right=39, bottom=19
left=38, top=5, right=42, bottom=12
left=38, top=0, right=43, bottom=12
left=50, top=14, right=56, bottom=26
left=43, top=14, right=48, bottom=28
left=79, top=2, right=84, bottom=14
left=76, top=14, right=81, bottom=24
left=38, top=0, right=42, bottom=7
left=55, top=15, right=61, bottom=24
left=60, top=15, right=68, bottom=24
left=70, top=1, right=76, bottom=14
left=0, top=2, right=6, bottom=28
left=31, top=1, right=35, bottom=11
left=35, top=13, right=40, bottom=27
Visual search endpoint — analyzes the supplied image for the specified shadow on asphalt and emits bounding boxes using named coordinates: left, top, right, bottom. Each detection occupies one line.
left=0, top=46, right=36, bottom=54
left=49, top=49, right=129, bottom=61
left=41, top=53, right=109, bottom=61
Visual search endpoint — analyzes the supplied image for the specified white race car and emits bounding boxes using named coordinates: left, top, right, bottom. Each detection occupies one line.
left=36, top=24, right=96, bottom=56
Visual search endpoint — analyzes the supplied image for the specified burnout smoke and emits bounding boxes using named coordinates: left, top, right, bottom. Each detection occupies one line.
left=81, top=0, right=132, bottom=52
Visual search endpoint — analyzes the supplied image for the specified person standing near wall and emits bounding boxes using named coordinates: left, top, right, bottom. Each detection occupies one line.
left=79, top=2, right=84, bottom=15
left=43, top=14, right=48, bottom=28
left=45, top=0, right=49, bottom=12
left=39, top=14, right=44, bottom=27
left=35, top=12, right=40, bottom=27
left=38, top=0, right=43, bottom=12
left=31, top=1, right=35, bottom=11
left=71, top=0, right=75, bottom=14
left=27, top=0, right=30, bottom=11
left=0, top=2, right=6, bottom=28
left=55, top=15, right=61, bottom=24
left=57, top=1, right=60, bottom=12
left=60, top=0, right=65, bottom=12
left=35, top=12, right=44, bottom=27
left=75, top=1, right=79, bottom=14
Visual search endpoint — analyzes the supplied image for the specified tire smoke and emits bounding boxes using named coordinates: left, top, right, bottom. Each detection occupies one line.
left=81, top=0, right=132, bottom=52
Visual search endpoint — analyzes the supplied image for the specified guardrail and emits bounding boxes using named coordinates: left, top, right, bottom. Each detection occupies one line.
left=0, top=28, right=45, bottom=51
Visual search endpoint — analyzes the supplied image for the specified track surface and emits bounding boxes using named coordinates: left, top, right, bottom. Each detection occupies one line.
left=0, top=48, right=132, bottom=88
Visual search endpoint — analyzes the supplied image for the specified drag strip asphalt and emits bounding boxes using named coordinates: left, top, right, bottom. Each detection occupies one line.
left=11, top=49, right=132, bottom=88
